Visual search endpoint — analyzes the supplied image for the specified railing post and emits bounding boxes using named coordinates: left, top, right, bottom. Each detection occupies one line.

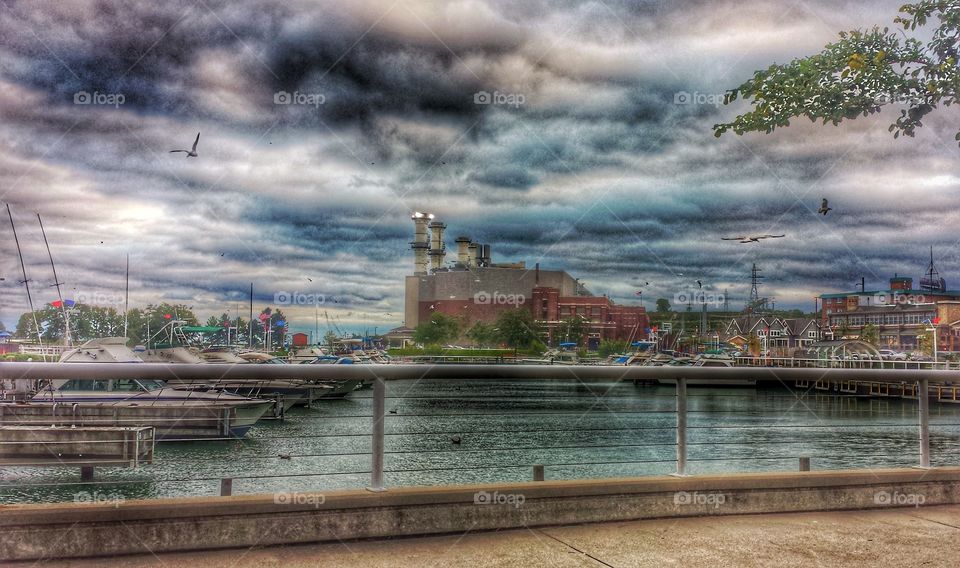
left=919, top=376, right=931, bottom=469
left=368, top=376, right=387, bottom=491
left=674, top=377, right=688, bottom=476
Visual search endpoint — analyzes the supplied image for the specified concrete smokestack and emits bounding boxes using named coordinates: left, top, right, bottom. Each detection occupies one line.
left=428, top=220, right=447, bottom=272
left=455, top=236, right=471, bottom=266
left=467, top=243, right=479, bottom=267
left=411, top=212, right=433, bottom=275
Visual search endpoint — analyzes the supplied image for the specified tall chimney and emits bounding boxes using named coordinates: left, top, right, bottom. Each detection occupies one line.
left=428, top=220, right=447, bottom=272
left=467, top=243, right=479, bottom=267
left=455, top=236, right=471, bottom=266
left=411, top=212, right=432, bottom=275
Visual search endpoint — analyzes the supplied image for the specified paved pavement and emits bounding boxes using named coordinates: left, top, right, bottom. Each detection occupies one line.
left=20, top=505, right=960, bottom=567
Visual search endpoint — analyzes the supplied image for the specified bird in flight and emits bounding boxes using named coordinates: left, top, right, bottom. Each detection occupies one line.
left=696, top=280, right=702, bottom=289
left=721, top=234, right=786, bottom=243
left=170, top=132, right=200, bottom=157
left=818, top=198, right=832, bottom=215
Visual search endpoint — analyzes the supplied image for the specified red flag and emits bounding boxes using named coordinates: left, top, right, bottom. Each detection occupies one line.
left=933, top=317, right=941, bottom=325
left=164, top=313, right=172, bottom=319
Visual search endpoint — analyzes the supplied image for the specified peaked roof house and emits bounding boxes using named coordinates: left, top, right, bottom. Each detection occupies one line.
left=722, top=316, right=821, bottom=355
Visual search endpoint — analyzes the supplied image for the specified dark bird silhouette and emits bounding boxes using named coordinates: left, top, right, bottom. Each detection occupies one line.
left=818, top=198, right=832, bottom=215
left=170, top=132, right=200, bottom=157
left=278, top=453, right=291, bottom=460
left=388, top=409, right=397, bottom=414
left=696, top=280, right=702, bottom=289
left=451, top=436, right=462, bottom=444
left=721, top=234, right=785, bottom=243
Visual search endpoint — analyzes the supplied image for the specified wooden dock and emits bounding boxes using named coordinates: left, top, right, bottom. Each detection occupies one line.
left=793, top=377, right=960, bottom=403
left=0, top=425, right=154, bottom=480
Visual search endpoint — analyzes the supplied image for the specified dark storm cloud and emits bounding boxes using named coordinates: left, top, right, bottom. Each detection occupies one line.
left=0, top=0, right=957, bottom=331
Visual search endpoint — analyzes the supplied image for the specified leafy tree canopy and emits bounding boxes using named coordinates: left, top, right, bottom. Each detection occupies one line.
left=714, top=1, right=960, bottom=144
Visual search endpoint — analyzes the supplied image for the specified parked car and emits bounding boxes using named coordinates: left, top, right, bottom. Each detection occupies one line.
left=878, top=349, right=907, bottom=361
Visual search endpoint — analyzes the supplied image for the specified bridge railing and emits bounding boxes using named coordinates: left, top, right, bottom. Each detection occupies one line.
left=1, top=363, right=958, bottom=501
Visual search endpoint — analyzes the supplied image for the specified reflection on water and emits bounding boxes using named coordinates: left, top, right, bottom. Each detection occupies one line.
left=3, top=379, right=960, bottom=504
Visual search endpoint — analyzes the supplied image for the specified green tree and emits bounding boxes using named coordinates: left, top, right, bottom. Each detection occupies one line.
left=747, top=335, right=761, bottom=356
left=556, top=316, right=587, bottom=346
left=323, top=330, right=339, bottom=351
left=414, top=312, right=460, bottom=346
left=598, top=340, right=629, bottom=358
left=494, top=308, right=543, bottom=349
left=917, top=330, right=935, bottom=356
left=466, top=321, right=498, bottom=347
left=655, top=298, right=671, bottom=314
left=860, top=323, right=880, bottom=346
left=714, top=2, right=960, bottom=144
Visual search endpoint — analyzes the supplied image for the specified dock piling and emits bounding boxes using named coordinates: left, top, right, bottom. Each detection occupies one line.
left=533, top=464, right=544, bottom=481
left=799, top=457, right=810, bottom=471
left=220, top=478, right=233, bottom=496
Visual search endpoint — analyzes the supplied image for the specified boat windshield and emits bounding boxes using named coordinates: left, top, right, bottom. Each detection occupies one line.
left=113, top=379, right=165, bottom=391
left=58, top=379, right=166, bottom=392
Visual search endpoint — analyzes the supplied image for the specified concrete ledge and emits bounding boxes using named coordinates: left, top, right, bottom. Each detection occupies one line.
left=3, top=467, right=960, bottom=561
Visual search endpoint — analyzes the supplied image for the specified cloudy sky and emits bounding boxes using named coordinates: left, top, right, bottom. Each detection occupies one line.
left=1, top=0, right=958, bottom=335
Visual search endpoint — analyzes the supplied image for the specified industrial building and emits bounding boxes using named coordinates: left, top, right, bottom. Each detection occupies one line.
left=403, top=213, right=649, bottom=346
left=818, top=252, right=960, bottom=352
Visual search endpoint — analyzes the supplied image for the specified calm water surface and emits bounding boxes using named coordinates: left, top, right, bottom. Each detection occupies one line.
left=3, top=379, right=959, bottom=504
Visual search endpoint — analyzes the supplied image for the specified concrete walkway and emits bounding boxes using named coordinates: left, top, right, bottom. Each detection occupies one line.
left=21, top=505, right=960, bottom=567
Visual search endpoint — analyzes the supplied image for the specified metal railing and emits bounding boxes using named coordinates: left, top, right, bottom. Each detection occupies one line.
left=0, top=363, right=957, bottom=499
left=734, top=356, right=958, bottom=370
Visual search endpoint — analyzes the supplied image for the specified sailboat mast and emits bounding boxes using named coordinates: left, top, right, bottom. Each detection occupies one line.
left=7, top=205, right=45, bottom=357
left=37, top=213, right=71, bottom=347
left=123, top=254, right=129, bottom=339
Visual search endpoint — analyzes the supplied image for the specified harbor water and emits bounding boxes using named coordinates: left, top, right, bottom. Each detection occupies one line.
left=3, top=378, right=960, bottom=504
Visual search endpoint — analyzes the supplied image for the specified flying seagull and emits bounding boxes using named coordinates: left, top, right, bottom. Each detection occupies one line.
left=818, top=198, right=832, bottom=215
left=170, top=132, right=200, bottom=157
left=721, top=234, right=786, bottom=243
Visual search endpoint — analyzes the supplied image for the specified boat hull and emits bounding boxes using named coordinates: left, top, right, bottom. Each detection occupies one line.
left=2, top=400, right=273, bottom=440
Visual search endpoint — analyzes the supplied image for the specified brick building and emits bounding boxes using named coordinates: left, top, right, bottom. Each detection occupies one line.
left=819, top=269, right=960, bottom=352
left=403, top=213, right=647, bottom=346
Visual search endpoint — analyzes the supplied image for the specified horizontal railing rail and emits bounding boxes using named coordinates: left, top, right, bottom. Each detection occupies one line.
left=0, top=362, right=953, bottom=500
left=2, top=362, right=960, bottom=383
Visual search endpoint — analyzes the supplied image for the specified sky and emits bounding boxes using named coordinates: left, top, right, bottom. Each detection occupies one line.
left=1, top=0, right=959, bottom=336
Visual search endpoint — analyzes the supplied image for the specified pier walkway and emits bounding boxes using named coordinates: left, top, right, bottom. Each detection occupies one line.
left=23, top=504, right=960, bottom=567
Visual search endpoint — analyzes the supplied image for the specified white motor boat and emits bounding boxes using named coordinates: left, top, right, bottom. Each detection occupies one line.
left=20, top=338, right=275, bottom=439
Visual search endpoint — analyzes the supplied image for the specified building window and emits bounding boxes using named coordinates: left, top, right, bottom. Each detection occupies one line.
left=808, top=331, right=817, bottom=338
